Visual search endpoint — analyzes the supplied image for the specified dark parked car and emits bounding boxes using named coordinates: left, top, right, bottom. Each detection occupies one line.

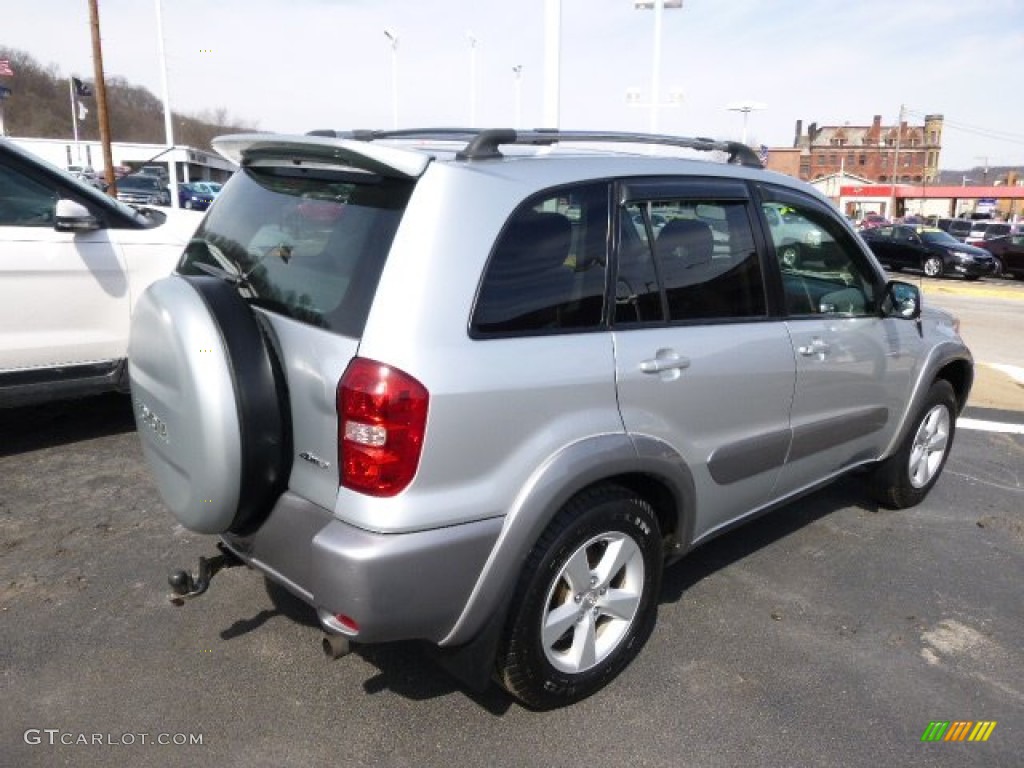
left=933, top=218, right=975, bottom=241
left=115, top=174, right=171, bottom=207
left=947, top=219, right=973, bottom=241
left=178, top=182, right=215, bottom=211
left=860, top=224, right=998, bottom=279
left=979, top=234, right=1024, bottom=279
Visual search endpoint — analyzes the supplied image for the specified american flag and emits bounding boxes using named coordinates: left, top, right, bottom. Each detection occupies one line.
left=0, top=59, right=14, bottom=77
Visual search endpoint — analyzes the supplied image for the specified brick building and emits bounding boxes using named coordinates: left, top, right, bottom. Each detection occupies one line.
left=767, top=114, right=943, bottom=185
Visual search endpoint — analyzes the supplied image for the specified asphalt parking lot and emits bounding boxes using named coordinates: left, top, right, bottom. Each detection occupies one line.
left=2, top=278, right=1022, bottom=768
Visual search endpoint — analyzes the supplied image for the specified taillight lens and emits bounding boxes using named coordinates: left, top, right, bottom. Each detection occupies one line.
left=338, top=358, right=429, bottom=496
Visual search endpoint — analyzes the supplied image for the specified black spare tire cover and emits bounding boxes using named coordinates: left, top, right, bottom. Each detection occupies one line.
left=128, top=275, right=290, bottom=535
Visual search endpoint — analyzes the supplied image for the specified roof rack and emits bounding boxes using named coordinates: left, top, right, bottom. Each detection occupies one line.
left=305, top=128, right=763, bottom=168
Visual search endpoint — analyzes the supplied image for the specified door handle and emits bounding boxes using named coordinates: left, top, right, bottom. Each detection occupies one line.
left=797, top=338, right=830, bottom=357
left=640, top=350, right=691, bottom=374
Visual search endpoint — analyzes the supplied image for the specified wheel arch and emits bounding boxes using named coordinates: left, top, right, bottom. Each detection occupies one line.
left=439, top=433, right=695, bottom=649
left=935, top=357, right=973, bottom=414
left=881, top=342, right=973, bottom=461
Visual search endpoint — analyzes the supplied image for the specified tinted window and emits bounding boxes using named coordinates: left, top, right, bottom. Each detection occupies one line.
left=617, top=197, right=766, bottom=324
left=0, top=160, right=57, bottom=227
left=179, top=165, right=413, bottom=337
left=920, top=230, right=959, bottom=245
left=471, top=183, right=608, bottom=336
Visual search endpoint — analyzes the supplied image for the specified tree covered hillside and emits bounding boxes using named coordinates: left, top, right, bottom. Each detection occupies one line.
left=0, top=46, right=254, bottom=150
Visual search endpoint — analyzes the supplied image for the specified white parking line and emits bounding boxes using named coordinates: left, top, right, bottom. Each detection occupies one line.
left=987, top=363, right=1024, bottom=385
left=960, top=418, right=1024, bottom=435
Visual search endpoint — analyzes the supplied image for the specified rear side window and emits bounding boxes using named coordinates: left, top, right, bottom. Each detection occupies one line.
left=616, top=198, right=766, bottom=324
left=471, top=183, right=608, bottom=336
left=179, top=165, right=413, bottom=337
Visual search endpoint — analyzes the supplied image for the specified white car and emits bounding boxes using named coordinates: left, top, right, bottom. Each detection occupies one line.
left=0, top=138, right=202, bottom=407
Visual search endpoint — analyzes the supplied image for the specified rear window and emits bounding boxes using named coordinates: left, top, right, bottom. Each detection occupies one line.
left=178, top=164, right=413, bottom=337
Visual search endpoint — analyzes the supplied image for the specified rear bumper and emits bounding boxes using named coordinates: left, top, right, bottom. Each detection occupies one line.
left=221, top=491, right=503, bottom=645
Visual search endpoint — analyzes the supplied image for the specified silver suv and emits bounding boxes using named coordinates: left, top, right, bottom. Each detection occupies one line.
left=129, top=129, right=972, bottom=709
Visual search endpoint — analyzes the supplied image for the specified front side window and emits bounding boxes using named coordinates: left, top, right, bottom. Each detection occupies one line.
left=760, top=186, right=879, bottom=317
left=616, top=196, right=766, bottom=324
left=471, top=183, right=608, bottom=336
left=0, top=160, right=57, bottom=227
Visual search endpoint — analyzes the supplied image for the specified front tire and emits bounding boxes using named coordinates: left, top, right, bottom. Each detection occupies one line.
left=778, top=243, right=802, bottom=269
left=496, top=485, right=663, bottom=709
left=922, top=255, right=944, bottom=278
left=870, top=380, right=957, bottom=509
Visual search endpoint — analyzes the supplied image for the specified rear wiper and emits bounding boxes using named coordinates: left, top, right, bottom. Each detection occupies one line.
left=193, top=261, right=242, bottom=284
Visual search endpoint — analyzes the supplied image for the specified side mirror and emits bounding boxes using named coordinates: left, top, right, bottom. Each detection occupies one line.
left=881, top=280, right=921, bottom=320
left=54, top=198, right=100, bottom=233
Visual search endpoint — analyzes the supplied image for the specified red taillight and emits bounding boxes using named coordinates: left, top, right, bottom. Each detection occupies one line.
left=338, top=357, right=429, bottom=496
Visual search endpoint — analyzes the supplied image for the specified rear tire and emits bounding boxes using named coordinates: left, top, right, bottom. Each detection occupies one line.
left=496, top=485, right=663, bottom=709
left=870, top=380, right=957, bottom=509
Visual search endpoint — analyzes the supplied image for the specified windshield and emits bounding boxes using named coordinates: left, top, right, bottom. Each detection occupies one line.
left=178, top=164, right=413, bottom=337
left=119, top=175, right=164, bottom=191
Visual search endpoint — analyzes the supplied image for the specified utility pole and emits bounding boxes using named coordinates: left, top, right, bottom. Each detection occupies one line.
left=384, top=29, right=399, bottom=129
left=512, top=65, right=523, bottom=129
left=889, top=104, right=905, bottom=219
left=974, top=156, right=989, bottom=185
left=88, top=0, right=116, bottom=195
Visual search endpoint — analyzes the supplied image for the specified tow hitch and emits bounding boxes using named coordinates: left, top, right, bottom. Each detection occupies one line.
left=167, top=543, right=243, bottom=605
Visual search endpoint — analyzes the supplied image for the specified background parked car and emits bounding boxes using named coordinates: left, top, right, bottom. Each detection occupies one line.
left=945, top=219, right=974, bottom=241
left=178, top=182, right=215, bottom=210
left=856, top=212, right=890, bottom=230
left=965, top=220, right=1012, bottom=246
left=193, top=180, right=223, bottom=197
left=0, top=137, right=201, bottom=407
left=763, top=201, right=824, bottom=266
left=115, top=173, right=171, bottom=207
left=860, top=224, right=997, bottom=279
left=978, top=233, right=1024, bottom=279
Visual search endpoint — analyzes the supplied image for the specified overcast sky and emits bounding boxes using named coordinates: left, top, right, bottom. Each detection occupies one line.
left=4, top=0, right=1023, bottom=170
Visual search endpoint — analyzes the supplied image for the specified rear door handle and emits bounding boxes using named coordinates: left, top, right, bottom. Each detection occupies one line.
left=797, top=338, right=830, bottom=358
left=640, top=349, right=691, bottom=376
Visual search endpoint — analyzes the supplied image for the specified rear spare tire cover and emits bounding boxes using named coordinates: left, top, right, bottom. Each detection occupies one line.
left=128, top=275, right=290, bottom=534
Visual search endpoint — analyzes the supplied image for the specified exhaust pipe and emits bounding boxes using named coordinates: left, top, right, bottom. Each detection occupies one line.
left=322, top=634, right=352, bottom=660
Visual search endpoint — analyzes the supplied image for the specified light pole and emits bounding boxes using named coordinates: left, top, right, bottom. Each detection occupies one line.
left=634, top=0, right=683, bottom=133
left=384, top=28, right=399, bottom=129
left=467, top=32, right=478, bottom=127
left=626, top=87, right=682, bottom=134
left=543, top=0, right=560, bottom=128
left=512, top=65, right=523, bottom=129
left=154, top=0, right=179, bottom=206
left=726, top=101, right=766, bottom=145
